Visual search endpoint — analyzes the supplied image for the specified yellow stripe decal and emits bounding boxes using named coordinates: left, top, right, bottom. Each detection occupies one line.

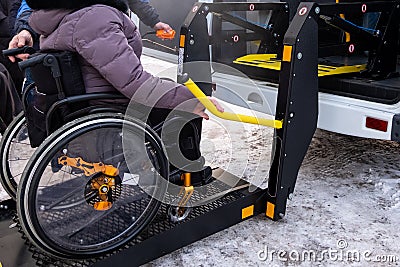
left=282, top=45, right=292, bottom=62
left=242, top=205, right=254, bottom=219
left=179, top=35, right=186, bottom=48
left=266, top=202, right=275, bottom=219
left=234, top=54, right=366, bottom=77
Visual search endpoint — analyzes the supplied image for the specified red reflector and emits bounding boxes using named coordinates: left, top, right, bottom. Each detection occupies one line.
left=366, top=117, right=388, bottom=132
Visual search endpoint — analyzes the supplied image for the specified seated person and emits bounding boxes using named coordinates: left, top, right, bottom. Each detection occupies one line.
left=25, top=0, right=221, bottom=119
left=9, top=0, right=174, bottom=92
left=26, top=0, right=222, bottom=183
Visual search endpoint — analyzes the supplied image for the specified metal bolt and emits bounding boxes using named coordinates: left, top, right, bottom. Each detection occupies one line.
left=284, top=153, right=287, bottom=157
left=289, top=113, right=294, bottom=118
left=279, top=213, right=285, bottom=219
left=315, top=7, right=320, bottom=14
left=204, top=5, right=209, bottom=11
left=293, top=73, right=296, bottom=77
left=40, top=205, right=45, bottom=211
left=288, top=193, right=294, bottom=200
left=290, top=101, right=293, bottom=105
left=297, top=52, right=303, bottom=60
left=63, top=149, right=68, bottom=154
left=189, top=39, right=195, bottom=45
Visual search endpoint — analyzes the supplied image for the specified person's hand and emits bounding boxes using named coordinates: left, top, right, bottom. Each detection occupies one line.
left=153, top=21, right=173, bottom=33
left=193, top=97, right=224, bottom=120
left=8, top=30, right=33, bottom=62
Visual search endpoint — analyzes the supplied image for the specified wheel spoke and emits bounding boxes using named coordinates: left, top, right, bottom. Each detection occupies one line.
left=42, top=186, right=85, bottom=210
left=7, top=158, right=30, bottom=162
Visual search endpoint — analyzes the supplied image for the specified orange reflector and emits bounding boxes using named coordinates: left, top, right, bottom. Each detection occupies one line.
left=242, top=205, right=254, bottom=219
left=180, top=35, right=186, bottom=48
left=366, top=117, right=388, bottom=132
left=266, top=202, right=275, bottom=219
left=282, top=45, right=292, bottom=62
left=156, top=29, right=176, bottom=40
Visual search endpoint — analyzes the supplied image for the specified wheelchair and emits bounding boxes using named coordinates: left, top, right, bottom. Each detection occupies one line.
left=3, top=50, right=211, bottom=259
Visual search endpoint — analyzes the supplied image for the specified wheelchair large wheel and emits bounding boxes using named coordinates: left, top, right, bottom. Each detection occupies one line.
left=17, top=113, right=168, bottom=259
left=0, top=112, right=32, bottom=200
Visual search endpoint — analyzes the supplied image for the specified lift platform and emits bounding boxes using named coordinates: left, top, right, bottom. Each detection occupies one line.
left=0, top=200, right=36, bottom=267
left=0, top=170, right=274, bottom=266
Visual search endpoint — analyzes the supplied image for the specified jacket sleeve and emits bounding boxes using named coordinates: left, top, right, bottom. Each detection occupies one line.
left=73, top=8, right=197, bottom=111
left=8, top=0, right=22, bottom=35
left=14, top=9, right=39, bottom=45
left=127, top=0, right=160, bottom=28
left=16, top=0, right=29, bottom=17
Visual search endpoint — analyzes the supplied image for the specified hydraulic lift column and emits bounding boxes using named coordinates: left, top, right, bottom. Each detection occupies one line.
left=267, top=2, right=319, bottom=220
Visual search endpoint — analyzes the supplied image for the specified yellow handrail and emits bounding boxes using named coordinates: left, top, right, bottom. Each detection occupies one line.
left=184, top=78, right=283, bottom=129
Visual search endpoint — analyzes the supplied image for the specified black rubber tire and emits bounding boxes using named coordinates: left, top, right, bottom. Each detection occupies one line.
left=17, top=113, right=168, bottom=259
left=0, top=112, right=30, bottom=200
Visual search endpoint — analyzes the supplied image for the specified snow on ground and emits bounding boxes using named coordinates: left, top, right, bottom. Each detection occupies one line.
left=1, top=55, right=399, bottom=266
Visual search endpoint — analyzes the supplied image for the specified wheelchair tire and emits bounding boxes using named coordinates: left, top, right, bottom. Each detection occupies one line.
left=17, top=113, right=168, bottom=259
left=0, top=112, right=32, bottom=200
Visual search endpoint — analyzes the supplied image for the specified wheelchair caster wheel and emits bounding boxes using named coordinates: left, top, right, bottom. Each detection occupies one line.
left=168, top=205, right=192, bottom=223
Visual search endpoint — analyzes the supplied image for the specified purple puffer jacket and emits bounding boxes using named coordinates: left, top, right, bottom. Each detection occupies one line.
left=29, top=4, right=197, bottom=111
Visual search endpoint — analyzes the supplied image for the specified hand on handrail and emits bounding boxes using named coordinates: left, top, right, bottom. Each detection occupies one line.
left=193, top=97, right=224, bottom=120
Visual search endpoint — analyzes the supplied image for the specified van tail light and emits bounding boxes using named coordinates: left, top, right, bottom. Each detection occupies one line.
left=366, top=117, right=388, bottom=132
